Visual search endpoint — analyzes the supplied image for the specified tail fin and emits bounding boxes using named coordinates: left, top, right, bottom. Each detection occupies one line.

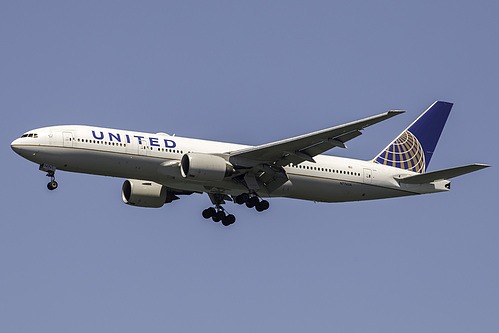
left=373, top=101, right=453, bottom=173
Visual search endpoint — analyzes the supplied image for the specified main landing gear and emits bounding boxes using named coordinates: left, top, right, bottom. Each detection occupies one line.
left=203, top=193, right=236, bottom=226
left=202, top=192, right=270, bottom=226
left=234, top=193, right=270, bottom=212
left=202, top=207, right=236, bottom=226
left=39, top=164, right=58, bottom=191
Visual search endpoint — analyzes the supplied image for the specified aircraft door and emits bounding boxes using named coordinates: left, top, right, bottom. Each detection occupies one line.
left=363, top=168, right=372, bottom=184
left=63, top=132, right=74, bottom=147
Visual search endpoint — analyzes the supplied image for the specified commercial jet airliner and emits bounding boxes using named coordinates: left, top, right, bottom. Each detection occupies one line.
left=11, top=101, right=489, bottom=226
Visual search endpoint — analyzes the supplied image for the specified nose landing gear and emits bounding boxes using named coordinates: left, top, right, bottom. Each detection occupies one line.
left=39, top=164, right=58, bottom=191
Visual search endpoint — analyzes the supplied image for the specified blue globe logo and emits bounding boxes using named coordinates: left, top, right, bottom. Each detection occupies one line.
left=375, top=130, right=425, bottom=173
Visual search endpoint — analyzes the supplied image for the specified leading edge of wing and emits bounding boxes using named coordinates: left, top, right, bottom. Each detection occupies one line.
left=228, top=110, right=405, bottom=166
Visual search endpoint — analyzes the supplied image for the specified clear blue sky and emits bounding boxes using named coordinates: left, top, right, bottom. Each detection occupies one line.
left=1, top=1, right=498, bottom=332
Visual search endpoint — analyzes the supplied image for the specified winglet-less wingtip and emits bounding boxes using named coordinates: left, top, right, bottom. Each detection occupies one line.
left=388, top=110, right=406, bottom=116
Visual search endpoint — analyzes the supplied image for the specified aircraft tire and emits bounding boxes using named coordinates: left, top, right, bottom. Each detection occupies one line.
left=47, top=181, right=58, bottom=191
left=256, top=200, right=269, bottom=212
left=202, top=207, right=216, bottom=219
left=212, top=211, right=225, bottom=222
left=222, top=214, right=236, bottom=226
left=246, top=196, right=259, bottom=208
left=235, top=193, right=249, bottom=204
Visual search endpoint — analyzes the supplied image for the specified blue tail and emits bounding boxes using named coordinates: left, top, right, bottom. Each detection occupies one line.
left=373, top=101, right=453, bottom=173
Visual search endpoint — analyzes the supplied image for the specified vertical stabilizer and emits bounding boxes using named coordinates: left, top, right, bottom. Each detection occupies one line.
left=373, top=101, right=453, bottom=173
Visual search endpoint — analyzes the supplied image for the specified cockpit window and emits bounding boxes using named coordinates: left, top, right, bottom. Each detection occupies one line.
left=21, top=133, right=38, bottom=138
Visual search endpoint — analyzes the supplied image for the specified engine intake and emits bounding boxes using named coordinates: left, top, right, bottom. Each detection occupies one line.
left=180, top=153, right=233, bottom=182
left=122, top=179, right=167, bottom=208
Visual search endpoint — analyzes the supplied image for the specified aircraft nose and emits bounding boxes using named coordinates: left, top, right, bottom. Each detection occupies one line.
left=11, top=137, right=38, bottom=158
left=11, top=138, right=22, bottom=154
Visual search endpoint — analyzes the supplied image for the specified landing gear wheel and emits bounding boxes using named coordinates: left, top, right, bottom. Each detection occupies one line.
left=202, top=207, right=216, bottom=219
left=47, top=180, right=58, bottom=191
left=256, top=200, right=270, bottom=212
left=222, top=214, right=236, bottom=226
left=235, top=193, right=249, bottom=205
left=246, top=196, right=259, bottom=208
left=212, top=211, right=226, bottom=223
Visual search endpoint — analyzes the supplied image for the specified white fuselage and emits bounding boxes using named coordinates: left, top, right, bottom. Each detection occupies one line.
left=11, top=125, right=450, bottom=202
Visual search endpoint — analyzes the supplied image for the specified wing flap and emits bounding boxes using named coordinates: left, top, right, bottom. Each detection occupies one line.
left=395, top=164, right=490, bottom=184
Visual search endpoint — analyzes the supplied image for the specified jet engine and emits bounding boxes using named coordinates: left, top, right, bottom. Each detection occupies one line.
left=122, top=179, right=167, bottom=208
left=180, top=153, right=234, bottom=181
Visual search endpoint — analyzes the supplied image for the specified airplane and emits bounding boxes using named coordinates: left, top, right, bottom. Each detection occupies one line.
left=11, top=101, right=489, bottom=226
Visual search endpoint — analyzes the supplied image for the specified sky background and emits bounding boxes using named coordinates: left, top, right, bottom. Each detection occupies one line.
left=1, top=1, right=498, bottom=332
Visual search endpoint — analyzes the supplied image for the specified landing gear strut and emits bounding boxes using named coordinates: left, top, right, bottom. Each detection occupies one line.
left=40, top=164, right=58, bottom=191
left=203, top=193, right=236, bottom=226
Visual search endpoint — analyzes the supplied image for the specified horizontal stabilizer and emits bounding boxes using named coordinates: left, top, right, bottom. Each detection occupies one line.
left=395, top=164, right=490, bottom=184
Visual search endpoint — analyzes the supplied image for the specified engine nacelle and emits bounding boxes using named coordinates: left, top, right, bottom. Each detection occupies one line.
left=180, top=153, right=234, bottom=182
left=122, top=179, right=167, bottom=208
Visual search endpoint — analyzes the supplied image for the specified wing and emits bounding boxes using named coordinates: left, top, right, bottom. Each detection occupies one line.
left=225, top=110, right=405, bottom=195
left=228, top=110, right=405, bottom=167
